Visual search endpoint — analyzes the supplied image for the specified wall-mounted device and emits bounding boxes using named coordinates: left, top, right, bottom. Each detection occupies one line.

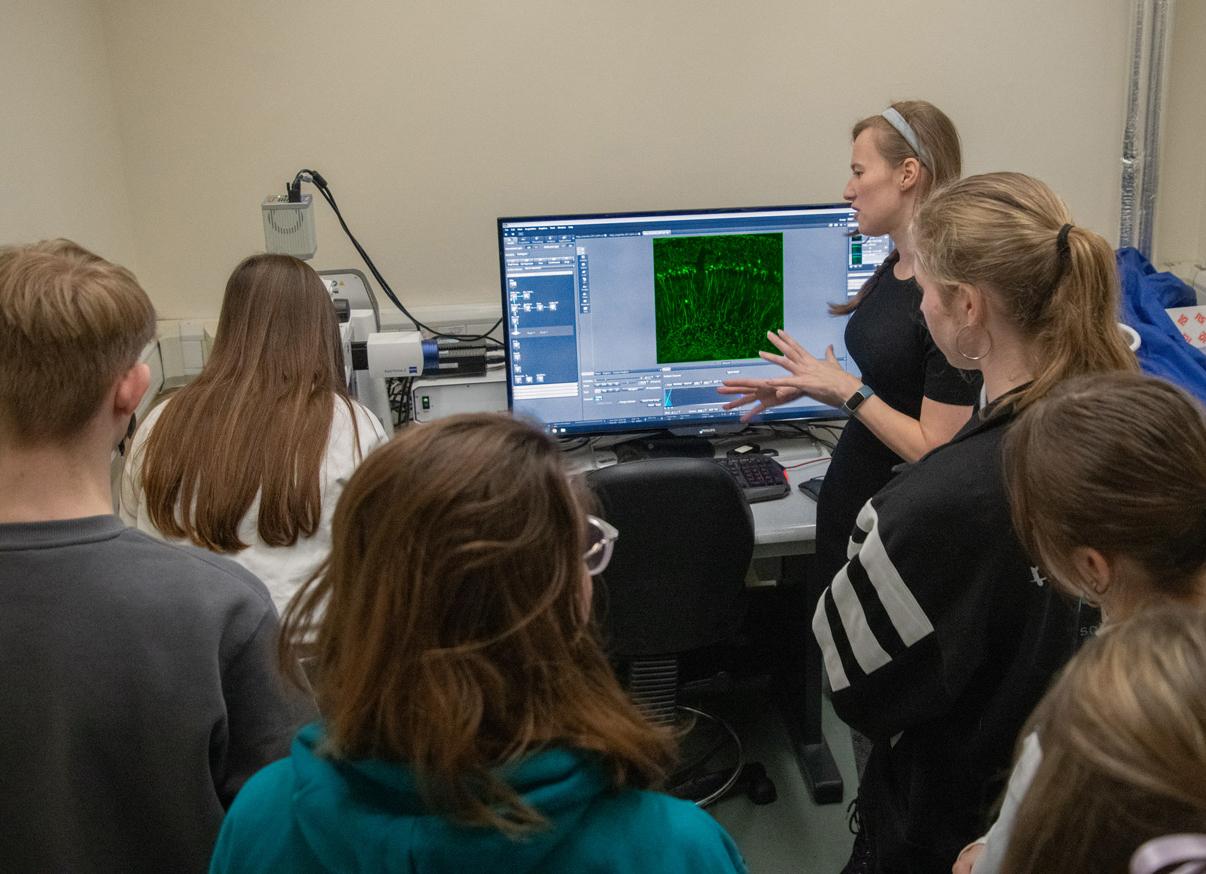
left=262, top=193, right=317, bottom=260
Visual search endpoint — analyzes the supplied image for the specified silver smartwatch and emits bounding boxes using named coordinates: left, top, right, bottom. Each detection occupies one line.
left=841, top=384, right=874, bottom=417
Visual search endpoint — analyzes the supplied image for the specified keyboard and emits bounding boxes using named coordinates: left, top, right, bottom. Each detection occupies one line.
left=715, top=454, right=792, bottom=503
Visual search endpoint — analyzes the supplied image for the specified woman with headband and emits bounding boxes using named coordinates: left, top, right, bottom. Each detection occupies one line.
left=719, top=101, right=979, bottom=644
left=811, top=173, right=1136, bottom=873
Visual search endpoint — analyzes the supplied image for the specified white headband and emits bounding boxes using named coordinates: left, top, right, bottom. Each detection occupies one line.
left=881, top=107, right=931, bottom=170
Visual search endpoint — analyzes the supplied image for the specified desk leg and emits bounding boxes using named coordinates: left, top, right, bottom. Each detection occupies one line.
left=774, top=553, right=844, bottom=805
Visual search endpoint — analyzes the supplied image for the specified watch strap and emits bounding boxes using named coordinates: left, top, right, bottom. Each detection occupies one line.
left=842, top=384, right=874, bottom=416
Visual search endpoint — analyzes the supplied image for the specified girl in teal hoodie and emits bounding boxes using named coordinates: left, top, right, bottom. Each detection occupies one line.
left=211, top=413, right=746, bottom=874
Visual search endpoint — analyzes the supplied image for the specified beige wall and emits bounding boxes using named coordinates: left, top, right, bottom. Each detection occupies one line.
left=94, top=0, right=1136, bottom=320
left=22, top=1, right=1202, bottom=318
left=0, top=0, right=139, bottom=273
left=1156, top=0, right=1206, bottom=268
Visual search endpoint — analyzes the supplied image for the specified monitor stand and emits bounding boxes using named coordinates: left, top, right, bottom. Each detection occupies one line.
left=612, top=431, right=715, bottom=462
left=667, top=422, right=745, bottom=439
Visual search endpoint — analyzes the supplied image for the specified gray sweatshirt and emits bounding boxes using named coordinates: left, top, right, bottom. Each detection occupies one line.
left=0, top=515, right=314, bottom=873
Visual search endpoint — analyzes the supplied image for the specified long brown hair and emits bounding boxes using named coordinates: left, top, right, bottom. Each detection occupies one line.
left=830, top=99, right=962, bottom=316
left=0, top=239, right=155, bottom=445
left=140, top=254, right=353, bottom=551
left=281, top=413, right=675, bottom=833
left=913, top=172, right=1138, bottom=412
left=1005, top=372, right=1206, bottom=612
left=1001, top=607, right=1206, bottom=874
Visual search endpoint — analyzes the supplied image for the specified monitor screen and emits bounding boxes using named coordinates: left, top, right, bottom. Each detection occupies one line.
left=497, top=204, right=891, bottom=437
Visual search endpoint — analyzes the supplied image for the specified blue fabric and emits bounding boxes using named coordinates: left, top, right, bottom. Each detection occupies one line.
left=210, top=723, right=747, bottom=874
left=1117, top=247, right=1206, bottom=404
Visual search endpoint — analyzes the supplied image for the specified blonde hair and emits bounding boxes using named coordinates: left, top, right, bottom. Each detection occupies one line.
left=1005, top=372, right=1206, bottom=610
left=139, top=253, right=354, bottom=552
left=281, top=413, right=675, bottom=834
left=1002, top=608, right=1206, bottom=874
left=0, top=239, right=155, bottom=445
left=832, top=100, right=962, bottom=315
left=913, top=172, right=1137, bottom=412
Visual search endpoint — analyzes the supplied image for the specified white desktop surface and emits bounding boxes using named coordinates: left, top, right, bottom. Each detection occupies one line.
left=564, top=433, right=830, bottom=559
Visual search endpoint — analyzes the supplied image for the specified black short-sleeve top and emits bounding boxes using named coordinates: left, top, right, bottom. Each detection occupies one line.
left=845, top=256, right=981, bottom=415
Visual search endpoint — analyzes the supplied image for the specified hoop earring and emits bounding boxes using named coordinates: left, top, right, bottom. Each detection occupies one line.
left=954, top=324, right=993, bottom=361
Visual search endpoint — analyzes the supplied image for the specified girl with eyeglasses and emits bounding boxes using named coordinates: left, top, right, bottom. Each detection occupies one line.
left=210, top=413, right=746, bottom=874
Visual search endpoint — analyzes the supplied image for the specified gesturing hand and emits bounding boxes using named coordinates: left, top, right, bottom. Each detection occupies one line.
left=717, top=330, right=862, bottom=420
left=715, top=379, right=804, bottom=422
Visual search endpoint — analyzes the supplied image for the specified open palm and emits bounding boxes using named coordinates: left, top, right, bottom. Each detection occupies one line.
left=718, top=329, right=860, bottom=421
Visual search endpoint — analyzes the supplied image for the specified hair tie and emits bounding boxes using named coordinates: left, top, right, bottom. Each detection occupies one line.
left=1046, top=223, right=1075, bottom=299
left=881, top=107, right=932, bottom=170
left=1056, top=224, right=1073, bottom=263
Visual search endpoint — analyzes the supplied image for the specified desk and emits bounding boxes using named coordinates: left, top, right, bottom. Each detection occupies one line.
left=567, top=434, right=845, bottom=805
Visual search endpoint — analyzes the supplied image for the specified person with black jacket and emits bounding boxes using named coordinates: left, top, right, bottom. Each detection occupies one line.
left=811, top=172, right=1137, bottom=873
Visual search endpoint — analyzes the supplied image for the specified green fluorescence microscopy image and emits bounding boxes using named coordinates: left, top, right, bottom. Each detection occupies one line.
left=653, top=232, right=785, bottom=364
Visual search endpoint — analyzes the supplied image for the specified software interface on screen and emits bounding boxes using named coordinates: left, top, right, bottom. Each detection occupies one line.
left=498, top=205, right=891, bottom=436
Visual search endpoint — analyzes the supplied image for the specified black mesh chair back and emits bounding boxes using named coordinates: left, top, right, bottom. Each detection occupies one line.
left=586, top=457, right=771, bottom=807
left=587, top=457, right=754, bottom=658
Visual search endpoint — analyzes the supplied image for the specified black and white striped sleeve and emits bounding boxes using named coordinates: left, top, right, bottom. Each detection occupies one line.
left=811, top=497, right=969, bottom=739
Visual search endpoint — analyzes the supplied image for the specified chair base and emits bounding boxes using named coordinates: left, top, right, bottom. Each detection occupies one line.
left=667, top=705, right=776, bottom=807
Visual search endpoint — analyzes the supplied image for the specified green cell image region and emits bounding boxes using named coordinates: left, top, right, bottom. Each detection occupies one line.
left=653, top=232, right=785, bottom=364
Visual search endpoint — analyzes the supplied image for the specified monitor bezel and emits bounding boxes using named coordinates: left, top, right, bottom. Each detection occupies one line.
left=496, top=202, right=857, bottom=438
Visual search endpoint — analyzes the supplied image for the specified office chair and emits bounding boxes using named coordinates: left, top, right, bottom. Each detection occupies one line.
left=587, top=457, right=776, bottom=807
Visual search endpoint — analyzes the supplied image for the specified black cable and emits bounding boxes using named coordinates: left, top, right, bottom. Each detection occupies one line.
left=558, top=436, right=591, bottom=452
left=806, top=423, right=844, bottom=446
left=400, top=377, right=415, bottom=425
left=385, top=376, right=420, bottom=427
left=386, top=377, right=406, bottom=428
left=295, top=169, right=503, bottom=347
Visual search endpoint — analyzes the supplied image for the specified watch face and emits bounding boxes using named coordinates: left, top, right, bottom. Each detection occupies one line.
left=843, top=386, right=871, bottom=414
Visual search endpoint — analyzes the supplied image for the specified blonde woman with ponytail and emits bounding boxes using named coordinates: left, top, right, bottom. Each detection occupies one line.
left=811, top=172, right=1136, bottom=874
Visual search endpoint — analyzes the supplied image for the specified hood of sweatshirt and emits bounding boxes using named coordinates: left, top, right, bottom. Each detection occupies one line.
left=288, top=723, right=617, bottom=873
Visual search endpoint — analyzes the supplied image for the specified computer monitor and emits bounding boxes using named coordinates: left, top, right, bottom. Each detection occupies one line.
left=497, top=204, right=891, bottom=437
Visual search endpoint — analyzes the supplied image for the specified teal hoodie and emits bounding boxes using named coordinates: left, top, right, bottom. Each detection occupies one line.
left=210, top=723, right=747, bottom=873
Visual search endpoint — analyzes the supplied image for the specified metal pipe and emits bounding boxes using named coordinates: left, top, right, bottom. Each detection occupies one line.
left=1137, top=0, right=1173, bottom=258
left=1118, top=0, right=1146, bottom=249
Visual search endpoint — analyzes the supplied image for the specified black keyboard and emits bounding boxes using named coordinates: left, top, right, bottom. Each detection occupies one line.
left=715, top=454, right=791, bottom=503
